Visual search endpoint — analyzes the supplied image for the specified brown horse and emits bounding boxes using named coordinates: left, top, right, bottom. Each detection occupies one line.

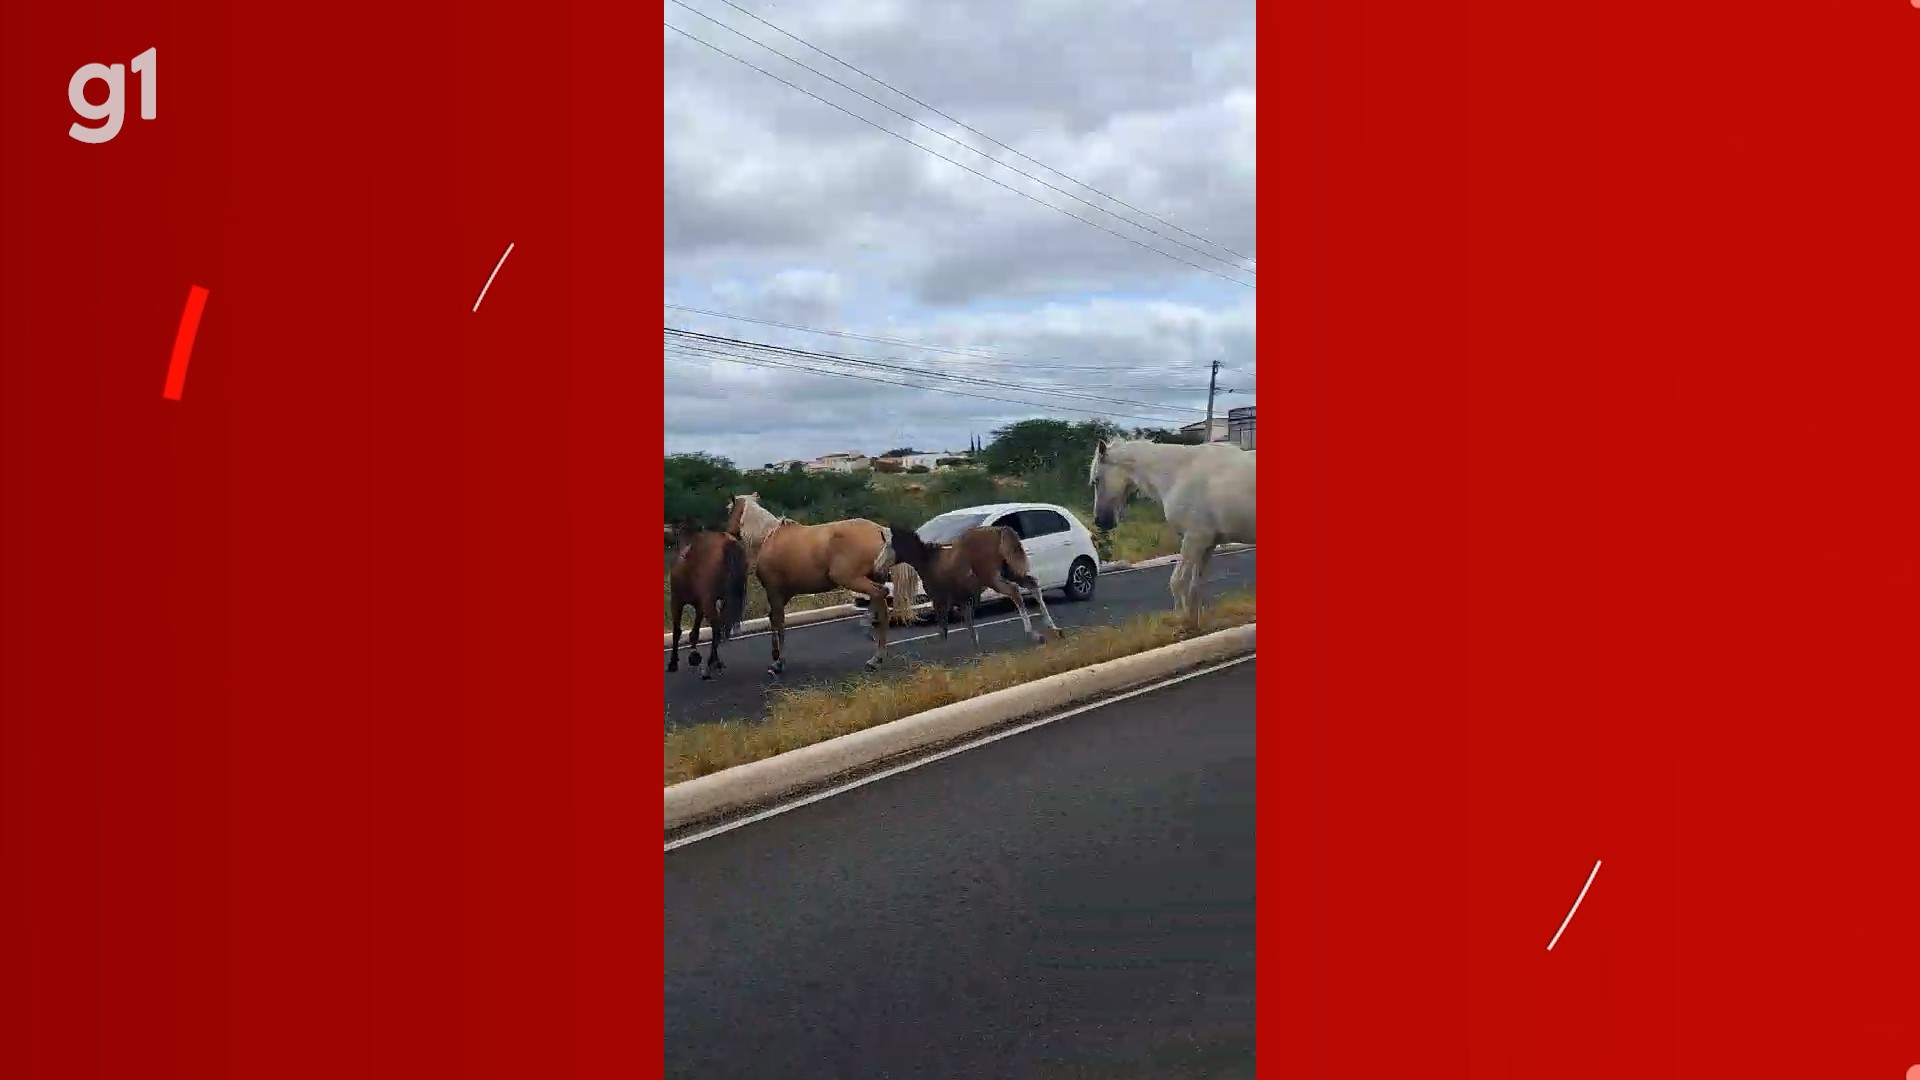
left=888, top=524, right=1063, bottom=650
left=667, top=524, right=749, bottom=681
left=725, top=493, right=917, bottom=676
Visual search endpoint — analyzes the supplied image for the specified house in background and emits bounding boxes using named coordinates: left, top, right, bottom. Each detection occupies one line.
left=1227, top=405, right=1255, bottom=450
left=1179, top=417, right=1229, bottom=444
left=896, top=450, right=970, bottom=470
left=805, top=452, right=871, bottom=474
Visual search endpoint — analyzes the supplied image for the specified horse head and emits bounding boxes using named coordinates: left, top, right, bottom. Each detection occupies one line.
left=723, top=492, right=759, bottom=538
left=1089, top=440, right=1135, bottom=531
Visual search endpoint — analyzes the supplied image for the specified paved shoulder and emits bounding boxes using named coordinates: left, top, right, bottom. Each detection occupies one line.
left=665, top=549, right=1256, bottom=729
left=665, top=659, right=1258, bottom=1079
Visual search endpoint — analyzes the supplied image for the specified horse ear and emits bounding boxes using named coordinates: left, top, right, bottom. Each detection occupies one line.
left=1096, top=440, right=1107, bottom=459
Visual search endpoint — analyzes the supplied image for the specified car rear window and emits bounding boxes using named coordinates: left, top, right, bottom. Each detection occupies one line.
left=917, top=512, right=988, bottom=544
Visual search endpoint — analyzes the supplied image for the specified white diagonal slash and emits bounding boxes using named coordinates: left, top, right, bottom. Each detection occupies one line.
left=473, top=242, right=514, bottom=312
left=1547, top=859, right=1602, bottom=951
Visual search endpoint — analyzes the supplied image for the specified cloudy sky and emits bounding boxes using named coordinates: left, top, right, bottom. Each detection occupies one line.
left=663, top=0, right=1255, bottom=468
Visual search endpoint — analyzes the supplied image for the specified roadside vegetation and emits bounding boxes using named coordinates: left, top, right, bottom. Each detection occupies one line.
left=663, top=589, right=1256, bottom=785
left=663, top=418, right=1195, bottom=631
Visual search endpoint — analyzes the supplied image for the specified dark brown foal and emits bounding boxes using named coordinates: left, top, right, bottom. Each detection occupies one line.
left=887, top=524, right=1063, bottom=650
left=667, top=525, right=749, bottom=681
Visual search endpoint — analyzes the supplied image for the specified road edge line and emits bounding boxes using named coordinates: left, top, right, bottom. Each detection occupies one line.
left=664, top=621, right=1257, bottom=835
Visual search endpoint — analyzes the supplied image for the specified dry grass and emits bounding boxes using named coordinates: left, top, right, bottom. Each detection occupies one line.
left=663, top=589, right=1256, bottom=785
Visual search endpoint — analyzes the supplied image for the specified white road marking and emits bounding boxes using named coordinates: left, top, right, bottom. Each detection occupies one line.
left=665, top=653, right=1255, bottom=852
left=1547, top=859, right=1603, bottom=951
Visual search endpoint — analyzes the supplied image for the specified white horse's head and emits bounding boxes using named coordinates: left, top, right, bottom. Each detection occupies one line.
left=723, top=492, right=762, bottom=538
left=1088, top=441, right=1137, bottom=531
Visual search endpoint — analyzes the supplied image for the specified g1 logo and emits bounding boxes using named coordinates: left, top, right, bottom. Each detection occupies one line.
left=68, top=47, right=157, bottom=144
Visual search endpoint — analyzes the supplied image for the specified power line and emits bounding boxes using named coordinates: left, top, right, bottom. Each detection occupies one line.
left=663, top=301, right=1196, bottom=374
left=664, top=332, right=1198, bottom=420
left=685, top=0, right=1254, bottom=267
left=667, top=0, right=1252, bottom=278
left=664, top=22, right=1255, bottom=290
left=668, top=338, right=1190, bottom=422
left=665, top=326, right=1203, bottom=416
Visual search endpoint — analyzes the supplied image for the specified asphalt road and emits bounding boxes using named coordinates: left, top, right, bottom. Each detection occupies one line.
left=664, top=658, right=1258, bottom=1079
left=664, top=548, right=1255, bottom=728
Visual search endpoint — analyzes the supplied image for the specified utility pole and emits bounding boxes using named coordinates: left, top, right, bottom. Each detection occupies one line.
left=1203, top=359, right=1221, bottom=443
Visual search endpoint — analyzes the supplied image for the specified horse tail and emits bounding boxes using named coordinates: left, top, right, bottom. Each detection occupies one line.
left=998, top=527, right=1038, bottom=589
left=718, top=537, right=749, bottom=640
left=889, top=562, right=919, bottom=625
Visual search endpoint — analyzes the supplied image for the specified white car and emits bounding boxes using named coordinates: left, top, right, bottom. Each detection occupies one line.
left=859, top=501, right=1102, bottom=611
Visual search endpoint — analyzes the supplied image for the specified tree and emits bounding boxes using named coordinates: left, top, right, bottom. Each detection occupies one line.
left=663, top=452, right=742, bottom=529
left=881, top=447, right=918, bottom=458
left=978, top=418, right=1122, bottom=476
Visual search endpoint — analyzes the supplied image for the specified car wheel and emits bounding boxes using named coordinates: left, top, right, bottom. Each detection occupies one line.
left=1064, top=557, right=1097, bottom=601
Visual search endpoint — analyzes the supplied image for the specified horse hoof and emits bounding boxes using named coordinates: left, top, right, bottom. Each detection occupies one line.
left=689, top=651, right=702, bottom=666
left=666, top=660, right=678, bottom=673
left=862, top=659, right=879, bottom=672
left=767, top=663, right=783, bottom=677
left=1029, top=632, right=1046, bottom=645
left=700, top=669, right=713, bottom=682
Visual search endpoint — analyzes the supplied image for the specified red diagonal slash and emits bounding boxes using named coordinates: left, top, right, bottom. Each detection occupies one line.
left=163, top=285, right=209, bottom=401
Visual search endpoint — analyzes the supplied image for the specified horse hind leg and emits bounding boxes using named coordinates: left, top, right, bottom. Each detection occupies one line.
left=667, top=599, right=685, bottom=673
left=699, top=601, right=725, bottom=680
left=990, top=577, right=1041, bottom=645
left=859, top=580, right=892, bottom=672
left=1023, top=575, right=1064, bottom=639
left=766, top=598, right=787, bottom=678
left=687, top=607, right=705, bottom=669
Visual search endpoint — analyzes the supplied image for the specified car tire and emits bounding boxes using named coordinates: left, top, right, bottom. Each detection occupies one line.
left=1063, top=557, right=1097, bottom=602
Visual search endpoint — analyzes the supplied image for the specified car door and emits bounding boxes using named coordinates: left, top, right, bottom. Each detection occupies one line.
left=1012, top=508, right=1075, bottom=590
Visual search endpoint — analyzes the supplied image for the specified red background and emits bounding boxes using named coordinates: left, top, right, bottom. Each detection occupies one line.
left=1265, top=1, right=1920, bottom=1077
left=6, top=0, right=1918, bottom=1078
left=1, top=2, right=660, bottom=1077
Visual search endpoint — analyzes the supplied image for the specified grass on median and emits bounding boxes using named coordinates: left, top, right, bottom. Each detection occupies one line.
left=663, top=588, right=1256, bottom=785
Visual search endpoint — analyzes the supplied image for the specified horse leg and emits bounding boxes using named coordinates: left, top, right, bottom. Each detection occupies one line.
left=1190, top=538, right=1221, bottom=622
left=766, top=596, right=787, bottom=678
left=698, top=602, right=723, bottom=680
left=935, top=592, right=951, bottom=642
left=687, top=607, right=704, bottom=670
left=848, top=580, right=891, bottom=671
left=1167, top=547, right=1191, bottom=619
left=990, top=578, right=1041, bottom=645
left=667, top=599, right=684, bottom=673
left=1025, top=577, right=1064, bottom=639
left=1176, top=534, right=1215, bottom=629
left=963, top=598, right=981, bottom=650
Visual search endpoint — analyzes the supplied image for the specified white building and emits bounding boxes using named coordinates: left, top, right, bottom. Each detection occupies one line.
left=805, top=452, right=871, bottom=474
left=1179, top=417, right=1229, bottom=443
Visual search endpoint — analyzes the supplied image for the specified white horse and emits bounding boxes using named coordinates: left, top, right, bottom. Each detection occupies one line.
left=1090, top=438, right=1256, bottom=627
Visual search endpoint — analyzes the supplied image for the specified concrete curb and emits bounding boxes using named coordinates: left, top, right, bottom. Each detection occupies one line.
left=664, top=621, right=1257, bottom=834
